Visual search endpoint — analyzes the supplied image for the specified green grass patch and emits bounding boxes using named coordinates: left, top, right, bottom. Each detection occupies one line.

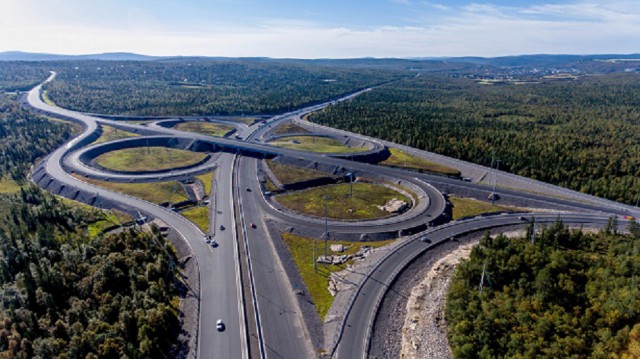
left=181, top=206, right=209, bottom=232
left=449, top=196, right=513, bottom=219
left=272, top=122, right=310, bottom=135
left=93, top=125, right=139, bottom=144
left=266, top=160, right=331, bottom=185
left=94, top=146, right=208, bottom=173
left=269, top=136, right=368, bottom=154
left=58, top=197, right=133, bottom=237
left=380, top=148, right=460, bottom=176
left=127, top=120, right=158, bottom=125
left=264, top=176, right=278, bottom=192
left=74, top=175, right=189, bottom=204
left=275, top=182, right=410, bottom=221
left=282, top=232, right=394, bottom=320
left=86, top=209, right=132, bottom=237
left=195, top=171, right=214, bottom=197
left=173, top=121, right=234, bottom=137
left=0, top=177, right=21, bottom=193
left=42, top=90, right=56, bottom=106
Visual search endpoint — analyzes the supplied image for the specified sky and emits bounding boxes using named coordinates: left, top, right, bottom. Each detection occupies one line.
left=1, top=0, right=639, bottom=58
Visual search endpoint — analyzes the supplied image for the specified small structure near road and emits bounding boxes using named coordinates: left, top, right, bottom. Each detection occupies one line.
left=317, top=254, right=351, bottom=265
left=377, top=198, right=408, bottom=213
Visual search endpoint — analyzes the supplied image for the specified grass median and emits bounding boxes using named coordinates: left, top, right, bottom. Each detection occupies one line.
left=380, top=148, right=460, bottom=176
left=272, top=122, right=310, bottom=135
left=173, top=121, right=234, bottom=137
left=269, top=136, right=368, bottom=154
left=449, top=196, right=514, bottom=219
left=181, top=206, right=209, bottom=232
left=93, top=125, right=139, bottom=144
left=282, top=233, right=394, bottom=320
left=94, top=146, right=208, bottom=173
left=275, top=182, right=410, bottom=221
left=266, top=160, right=332, bottom=186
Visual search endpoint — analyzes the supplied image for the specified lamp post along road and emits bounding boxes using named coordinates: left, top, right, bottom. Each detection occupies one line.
left=324, top=195, right=329, bottom=257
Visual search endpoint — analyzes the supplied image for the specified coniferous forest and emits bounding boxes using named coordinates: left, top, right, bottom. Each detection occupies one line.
left=446, top=221, right=640, bottom=358
left=310, top=74, right=640, bottom=204
left=0, top=187, right=180, bottom=358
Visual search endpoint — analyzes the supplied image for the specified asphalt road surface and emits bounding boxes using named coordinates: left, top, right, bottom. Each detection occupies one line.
left=26, top=73, right=640, bottom=359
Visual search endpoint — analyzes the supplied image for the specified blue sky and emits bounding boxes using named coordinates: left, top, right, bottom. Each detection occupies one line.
left=1, top=0, right=639, bottom=58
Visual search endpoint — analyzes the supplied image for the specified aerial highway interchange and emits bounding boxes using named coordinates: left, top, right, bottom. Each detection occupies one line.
left=25, top=72, right=640, bottom=359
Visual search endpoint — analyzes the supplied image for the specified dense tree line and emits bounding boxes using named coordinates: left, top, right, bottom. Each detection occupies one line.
left=0, top=63, right=51, bottom=93
left=446, top=220, right=640, bottom=358
left=310, top=74, right=640, bottom=204
left=0, top=186, right=181, bottom=358
left=0, top=97, right=74, bottom=183
left=44, top=60, right=402, bottom=116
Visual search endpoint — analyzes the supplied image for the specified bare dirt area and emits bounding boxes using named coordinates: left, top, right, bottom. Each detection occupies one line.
left=399, top=240, right=477, bottom=359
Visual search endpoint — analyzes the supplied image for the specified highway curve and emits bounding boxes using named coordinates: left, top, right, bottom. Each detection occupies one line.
left=26, top=72, right=640, bottom=359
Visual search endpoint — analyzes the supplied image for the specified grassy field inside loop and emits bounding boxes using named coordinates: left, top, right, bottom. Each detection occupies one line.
left=275, top=182, right=410, bottom=221
left=94, top=146, right=208, bottom=172
left=380, top=148, right=460, bottom=176
left=173, top=121, right=234, bottom=137
left=282, top=232, right=394, bottom=320
left=269, top=135, right=368, bottom=154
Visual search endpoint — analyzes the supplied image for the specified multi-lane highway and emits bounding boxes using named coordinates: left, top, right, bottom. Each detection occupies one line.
left=26, top=72, right=640, bottom=359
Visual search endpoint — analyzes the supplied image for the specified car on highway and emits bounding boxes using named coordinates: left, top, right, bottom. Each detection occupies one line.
left=216, top=319, right=225, bottom=332
left=420, top=237, right=432, bottom=244
left=246, top=187, right=252, bottom=192
left=220, top=225, right=225, bottom=231
left=210, top=239, right=218, bottom=247
left=250, top=222, right=257, bottom=229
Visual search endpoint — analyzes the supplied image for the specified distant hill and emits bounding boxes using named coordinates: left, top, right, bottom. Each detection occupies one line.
left=0, top=51, right=159, bottom=61
left=439, top=54, right=640, bottom=68
left=1, top=52, right=638, bottom=74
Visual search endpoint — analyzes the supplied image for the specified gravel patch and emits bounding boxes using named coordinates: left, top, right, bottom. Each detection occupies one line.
left=399, top=240, right=477, bottom=359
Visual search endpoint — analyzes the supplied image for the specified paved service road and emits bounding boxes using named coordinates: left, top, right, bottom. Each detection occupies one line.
left=333, top=213, right=629, bottom=358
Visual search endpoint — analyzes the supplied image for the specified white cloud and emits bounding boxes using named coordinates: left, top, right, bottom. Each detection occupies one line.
left=0, top=0, right=639, bottom=57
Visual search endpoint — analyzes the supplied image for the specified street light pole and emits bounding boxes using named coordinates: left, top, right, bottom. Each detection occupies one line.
left=324, top=195, right=329, bottom=257
left=491, top=157, right=500, bottom=205
left=313, top=238, right=317, bottom=273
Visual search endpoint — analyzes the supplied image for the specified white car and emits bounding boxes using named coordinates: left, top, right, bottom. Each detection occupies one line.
left=216, top=319, right=225, bottom=331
